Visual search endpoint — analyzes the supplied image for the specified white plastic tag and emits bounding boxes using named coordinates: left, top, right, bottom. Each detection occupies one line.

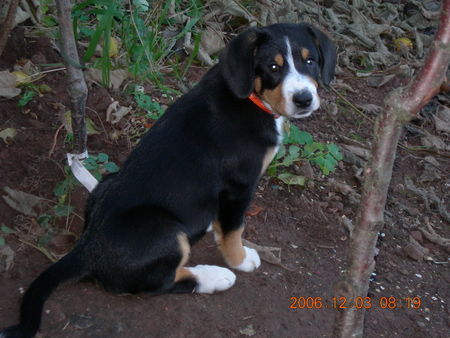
left=66, top=151, right=99, bottom=192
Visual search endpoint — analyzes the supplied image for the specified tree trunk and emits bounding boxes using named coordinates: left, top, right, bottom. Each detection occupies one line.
left=333, top=1, right=450, bottom=337
left=55, top=0, right=88, bottom=155
left=0, top=0, right=19, bottom=57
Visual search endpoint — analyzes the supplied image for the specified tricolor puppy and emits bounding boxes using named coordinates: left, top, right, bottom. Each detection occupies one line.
left=1, top=23, right=336, bottom=338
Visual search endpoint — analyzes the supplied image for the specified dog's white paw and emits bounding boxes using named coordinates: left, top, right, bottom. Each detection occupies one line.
left=187, top=265, right=236, bottom=294
left=234, top=246, right=261, bottom=272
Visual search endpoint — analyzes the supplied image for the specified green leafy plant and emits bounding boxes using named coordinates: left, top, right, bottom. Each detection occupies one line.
left=18, top=83, right=52, bottom=107
left=268, top=123, right=343, bottom=186
left=83, top=152, right=120, bottom=179
left=0, top=224, right=16, bottom=247
left=54, top=153, right=119, bottom=200
left=18, top=87, right=37, bottom=107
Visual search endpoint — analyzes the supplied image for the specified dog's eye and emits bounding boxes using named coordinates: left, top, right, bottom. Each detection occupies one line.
left=306, top=58, right=314, bottom=65
left=269, top=64, right=280, bottom=72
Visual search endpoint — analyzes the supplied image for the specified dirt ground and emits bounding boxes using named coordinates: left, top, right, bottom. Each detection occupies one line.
left=0, top=30, right=449, bottom=338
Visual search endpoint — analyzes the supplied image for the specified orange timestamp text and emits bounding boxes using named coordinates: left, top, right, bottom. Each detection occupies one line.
left=289, top=296, right=422, bottom=310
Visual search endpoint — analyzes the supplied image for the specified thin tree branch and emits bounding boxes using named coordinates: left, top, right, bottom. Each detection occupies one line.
left=55, top=0, right=88, bottom=155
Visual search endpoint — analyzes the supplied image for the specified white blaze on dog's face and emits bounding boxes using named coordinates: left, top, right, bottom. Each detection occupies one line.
left=281, top=38, right=320, bottom=118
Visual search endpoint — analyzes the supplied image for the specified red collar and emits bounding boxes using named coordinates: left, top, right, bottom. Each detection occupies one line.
left=248, top=93, right=280, bottom=119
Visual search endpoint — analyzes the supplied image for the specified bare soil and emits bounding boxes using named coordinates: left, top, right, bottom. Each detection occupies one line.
left=1, top=30, right=449, bottom=338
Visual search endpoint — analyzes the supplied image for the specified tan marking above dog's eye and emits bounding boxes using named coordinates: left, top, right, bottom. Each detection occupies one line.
left=274, top=54, right=284, bottom=66
left=254, top=76, right=262, bottom=93
left=301, top=48, right=310, bottom=60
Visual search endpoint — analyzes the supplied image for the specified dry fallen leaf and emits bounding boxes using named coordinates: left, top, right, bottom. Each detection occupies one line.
left=2, top=186, right=43, bottom=217
left=0, top=128, right=17, bottom=144
left=433, top=106, right=450, bottom=133
left=0, top=71, right=21, bottom=98
left=245, top=203, right=264, bottom=217
left=421, top=131, right=447, bottom=150
left=341, top=144, right=371, bottom=160
left=366, top=74, right=395, bottom=88
left=11, top=70, right=32, bottom=85
left=0, top=245, right=15, bottom=273
left=85, top=117, right=101, bottom=135
left=394, top=37, right=414, bottom=52
left=200, top=26, right=225, bottom=55
left=106, top=101, right=132, bottom=124
left=48, top=233, right=76, bottom=252
left=85, top=68, right=128, bottom=90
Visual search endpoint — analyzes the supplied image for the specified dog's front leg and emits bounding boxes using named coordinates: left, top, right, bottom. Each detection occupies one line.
left=213, top=195, right=261, bottom=272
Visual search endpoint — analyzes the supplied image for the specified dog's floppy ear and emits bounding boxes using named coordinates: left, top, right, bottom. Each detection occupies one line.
left=308, top=26, right=336, bottom=86
left=220, top=27, right=263, bottom=99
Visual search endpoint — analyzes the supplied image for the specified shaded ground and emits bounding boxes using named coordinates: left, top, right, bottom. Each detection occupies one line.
left=1, top=31, right=449, bottom=338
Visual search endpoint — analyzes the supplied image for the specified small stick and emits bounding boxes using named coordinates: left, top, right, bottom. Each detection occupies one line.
left=48, top=123, right=65, bottom=158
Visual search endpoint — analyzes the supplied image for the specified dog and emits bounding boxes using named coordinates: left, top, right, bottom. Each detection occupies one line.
left=1, top=23, right=336, bottom=338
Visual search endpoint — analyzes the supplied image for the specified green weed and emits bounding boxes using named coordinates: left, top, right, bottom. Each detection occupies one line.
left=129, top=85, right=165, bottom=120
left=268, top=123, right=343, bottom=186
left=0, top=224, right=15, bottom=247
left=18, top=83, right=52, bottom=107
left=72, top=0, right=204, bottom=84
left=54, top=153, right=119, bottom=200
left=33, top=153, right=119, bottom=248
left=18, top=89, right=36, bottom=107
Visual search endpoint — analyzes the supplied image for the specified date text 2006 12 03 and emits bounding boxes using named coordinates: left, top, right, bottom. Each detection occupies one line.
left=290, top=296, right=422, bottom=310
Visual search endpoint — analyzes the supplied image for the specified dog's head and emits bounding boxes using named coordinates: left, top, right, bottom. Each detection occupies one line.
left=220, top=23, right=336, bottom=118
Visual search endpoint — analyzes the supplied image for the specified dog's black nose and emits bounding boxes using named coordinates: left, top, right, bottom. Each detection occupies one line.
left=293, top=91, right=312, bottom=109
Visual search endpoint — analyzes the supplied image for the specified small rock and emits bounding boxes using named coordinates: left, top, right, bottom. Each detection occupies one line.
left=384, top=272, right=395, bottom=283
left=419, top=163, right=442, bottom=182
left=294, top=160, right=314, bottom=179
left=410, top=231, right=423, bottom=243
left=424, top=156, right=440, bottom=166
left=239, top=324, right=256, bottom=336
left=31, top=53, right=47, bottom=65
left=404, top=241, right=430, bottom=261
left=70, top=315, right=94, bottom=329
left=399, top=269, right=409, bottom=276
left=417, top=321, right=426, bottom=328
left=405, top=207, right=420, bottom=216
left=393, top=184, right=405, bottom=193
left=423, top=243, right=440, bottom=254
left=328, top=201, right=344, bottom=212
left=421, top=132, right=446, bottom=150
left=423, top=0, right=441, bottom=11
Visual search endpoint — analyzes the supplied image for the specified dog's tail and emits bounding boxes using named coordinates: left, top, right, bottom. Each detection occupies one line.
left=0, top=248, right=85, bottom=338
